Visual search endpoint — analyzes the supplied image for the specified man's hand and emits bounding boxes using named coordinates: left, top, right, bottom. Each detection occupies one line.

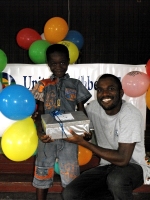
left=83, top=132, right=92, bottom=141
left=65, top=130, right=89, bottom=145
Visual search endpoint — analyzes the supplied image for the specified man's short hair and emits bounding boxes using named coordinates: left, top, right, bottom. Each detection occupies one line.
left=98, top=74, right=122, bottom=90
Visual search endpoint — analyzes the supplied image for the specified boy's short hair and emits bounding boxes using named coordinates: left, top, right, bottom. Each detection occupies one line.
left=46, top=44, right=70, bottom=62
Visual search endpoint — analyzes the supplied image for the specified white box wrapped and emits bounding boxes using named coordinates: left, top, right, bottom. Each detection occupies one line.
left=41, top=111, right=90, bottom=139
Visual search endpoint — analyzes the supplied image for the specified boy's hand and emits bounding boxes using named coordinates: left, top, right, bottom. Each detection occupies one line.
left=39, top=134, right=54, bottom=143
left=31, top=111, right=38, bottom=122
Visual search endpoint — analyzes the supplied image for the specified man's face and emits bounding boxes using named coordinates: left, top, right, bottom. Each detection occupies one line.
left=48, top=52, right=69, bottom=78
left=97, top=77, right=124, bottom=115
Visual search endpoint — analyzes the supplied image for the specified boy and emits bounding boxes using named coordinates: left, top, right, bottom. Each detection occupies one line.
left=31, top=44, right=92, bottom=200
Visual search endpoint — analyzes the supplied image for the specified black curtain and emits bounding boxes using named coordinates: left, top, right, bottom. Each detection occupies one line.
left=0, top=0, right=150, bottom=64
left=0, top=0, right=150, bottom=150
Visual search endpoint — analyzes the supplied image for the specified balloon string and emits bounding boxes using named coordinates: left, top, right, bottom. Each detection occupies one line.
left=50, top=110, right=68, bottom=138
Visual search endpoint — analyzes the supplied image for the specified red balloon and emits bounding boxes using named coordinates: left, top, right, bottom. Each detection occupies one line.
left=16, top=28, right=41, bottom=50
left=146, top=59, right=150, bottom=77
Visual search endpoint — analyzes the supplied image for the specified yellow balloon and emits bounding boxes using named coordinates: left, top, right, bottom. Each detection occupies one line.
left=1, top=117, right=38, bottom=161
left=58, top=41, right=79, bottom=64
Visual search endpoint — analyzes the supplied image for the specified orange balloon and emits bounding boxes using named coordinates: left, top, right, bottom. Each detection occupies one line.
left=44, top=17, right=69, bottom=44
left=146, top=86, right=150, bottom=109
left=78, top=145, right=92, bottom=166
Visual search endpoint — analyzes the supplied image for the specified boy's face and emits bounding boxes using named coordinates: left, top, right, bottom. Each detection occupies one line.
left=48, top=52, right=69, bottom=78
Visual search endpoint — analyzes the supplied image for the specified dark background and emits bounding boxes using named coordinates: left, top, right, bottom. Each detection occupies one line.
left=0, top=0, right=150, bottom=150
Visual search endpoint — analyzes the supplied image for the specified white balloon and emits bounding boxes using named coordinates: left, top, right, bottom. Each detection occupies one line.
left=0, top=112, right=16, bottom=137
left=41, top=33, right=46, bottom=40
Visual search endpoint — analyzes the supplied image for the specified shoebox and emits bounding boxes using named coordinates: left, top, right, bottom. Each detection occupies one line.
left=41, top=111, right=90, bottom=139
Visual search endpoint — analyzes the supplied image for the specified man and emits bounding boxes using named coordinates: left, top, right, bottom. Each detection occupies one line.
left=62, top=74, right=147, bottom=200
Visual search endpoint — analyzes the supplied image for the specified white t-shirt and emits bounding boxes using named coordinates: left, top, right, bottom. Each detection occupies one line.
left=86, top=100, right=148, bottom=183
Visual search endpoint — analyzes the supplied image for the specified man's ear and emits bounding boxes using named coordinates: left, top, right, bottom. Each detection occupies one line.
left=120, top=89, right=124, bottom=97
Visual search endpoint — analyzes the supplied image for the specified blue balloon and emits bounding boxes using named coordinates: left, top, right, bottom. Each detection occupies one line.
left=64, top=30, right=84, bottom=50
left=0, top=84, right=36, bottom=120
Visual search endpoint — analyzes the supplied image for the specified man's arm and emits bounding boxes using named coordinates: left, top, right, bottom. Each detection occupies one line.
left=66, top=130, right=135, bottom=166
left=76, top=102, right=92, bottom=141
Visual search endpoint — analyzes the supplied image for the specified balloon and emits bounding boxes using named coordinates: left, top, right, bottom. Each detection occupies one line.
left=1, top=117, right=38, bottom=161
left=78, top=145, right=92, bottom=166
left=0, top=137, right=3, bottom=153
left=146, top=86, right=150, bottom=109
left=54, top=159, right=60, bottom=175
left=29, top=40, right=51, bottom=64
left=59, top=41, right=79, bottom=64
left=16, top=28, right=41, bottom=50
left=44, top=17, right=69, bottom=44
left=64, top=30, right=84, bottom=50
left=0, top=112, right=16, bottom=137
left=0, top=84, right=36, bottom=120
left=41, top=33, right=46, bottom=40
left=33, top=148, right=37, bottom=156
left=122, top=71, right=150, bottom=97
left=0, top=49, right=7, bottom=72
left=146, top=59, right=150, bottom=77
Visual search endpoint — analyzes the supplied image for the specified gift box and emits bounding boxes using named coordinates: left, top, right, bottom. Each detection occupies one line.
left=41, top=111, right=90, bottom=139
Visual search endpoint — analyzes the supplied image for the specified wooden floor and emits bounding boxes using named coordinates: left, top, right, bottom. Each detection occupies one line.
left=0, top=192, right=149, bottom=200
left=0, top=192, right=62, bottom=200
left=0, top=154, right=150, bottom=199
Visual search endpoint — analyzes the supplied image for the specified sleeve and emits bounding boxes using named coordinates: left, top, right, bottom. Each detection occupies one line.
left=118, top=110, right=143, bottom=143
left=76, top=80, right=92, bottom=104
left=86, top=103, right=94, bottom=130
left=31, top=82, right=45, bottom=102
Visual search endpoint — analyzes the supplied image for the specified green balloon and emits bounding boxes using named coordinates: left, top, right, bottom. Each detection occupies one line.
left=54, top=160, right=60, bottom=175
left=0, top=49, right=7, bottom=72
left=29, top=40, right=51, bottom=64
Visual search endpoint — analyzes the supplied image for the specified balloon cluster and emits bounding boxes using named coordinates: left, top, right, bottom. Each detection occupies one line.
left=121, top=59, right=150, bottom=110
left=16, top=17, right=84, bottom=64
left=0, top=84, right=38, bottom=162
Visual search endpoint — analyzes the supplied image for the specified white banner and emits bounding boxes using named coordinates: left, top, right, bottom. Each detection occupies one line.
left=2, top=63, right=146, bottom=123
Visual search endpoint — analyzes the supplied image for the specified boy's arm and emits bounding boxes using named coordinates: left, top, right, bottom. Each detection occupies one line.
left=76, top=102, right=87, bottom=115
left=33, top=100, right=53, bottom=143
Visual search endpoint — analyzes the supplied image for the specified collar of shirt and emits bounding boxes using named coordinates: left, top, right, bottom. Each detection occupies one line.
left=50, top=73, right=70, bottom=81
